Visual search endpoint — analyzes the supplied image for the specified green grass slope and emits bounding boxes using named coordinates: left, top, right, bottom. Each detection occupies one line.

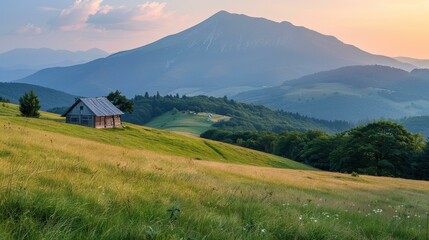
left=146, top=110, right=230, bottom=135
left=1, top=103, right=429, bottom=239
left=0, top=103, right=308, bottom=170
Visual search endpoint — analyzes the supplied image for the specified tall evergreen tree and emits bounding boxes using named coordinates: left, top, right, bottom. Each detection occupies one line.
left=19, top=91, right=41, bottom=118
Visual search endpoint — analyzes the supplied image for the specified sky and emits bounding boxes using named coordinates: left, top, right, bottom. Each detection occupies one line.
left=0, top=0, right=428, bottom=58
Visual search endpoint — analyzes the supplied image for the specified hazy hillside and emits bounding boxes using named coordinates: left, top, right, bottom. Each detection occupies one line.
left=18, top=11, right=412, bottom=97
left=0, top=68, right=36, bottom=83
left=399, top=116, right=429, bottom=137
left=0, top=48, right=108, bottom=82
left=235, top=65, right=429, bottom=121
left=1, top=103, right=428, bottom=239
left=0, top=82, right=77, bottom=110
left=396, top=57, right=429, bottom=69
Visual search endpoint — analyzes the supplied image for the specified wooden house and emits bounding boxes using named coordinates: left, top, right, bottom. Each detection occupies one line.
left=62, top=97, right=124, bottom=128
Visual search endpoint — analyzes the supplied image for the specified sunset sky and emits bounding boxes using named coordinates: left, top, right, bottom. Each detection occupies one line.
left=1, top=0, right=428, bottom=58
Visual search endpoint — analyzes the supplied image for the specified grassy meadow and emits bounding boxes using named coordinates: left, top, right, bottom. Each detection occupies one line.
left=1, top=103, right=429, bottom=239
left=146, top=110, right=230, bottom=135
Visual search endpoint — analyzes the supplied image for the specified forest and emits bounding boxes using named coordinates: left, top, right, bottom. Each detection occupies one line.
left=201, top=121, right=429, bottom=180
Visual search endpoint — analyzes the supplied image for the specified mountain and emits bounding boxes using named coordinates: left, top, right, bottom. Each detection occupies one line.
left=0, top=48, right=109, bottom=82
left=18, top=11, right=413, bottom=97
left=235, top=65, right=429, bottom=121
left=396, top=57, right=429, bottom=69
left=0, top=67, right=37, bottom=83
left=0, top=82, right=77, bottom=110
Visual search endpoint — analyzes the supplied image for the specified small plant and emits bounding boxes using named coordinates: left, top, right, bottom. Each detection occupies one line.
left=145, top=226, right=161, bottom=240
left=167, top=204, right=181, bottom=222
left=351, top=172, right=359, bottom=177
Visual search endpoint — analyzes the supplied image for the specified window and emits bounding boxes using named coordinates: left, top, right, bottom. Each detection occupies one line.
left=81, top=116, right=91, bottom=127
left=70, top=117, right=79, bottom=123
left=80, top=106, right=84, bottom=111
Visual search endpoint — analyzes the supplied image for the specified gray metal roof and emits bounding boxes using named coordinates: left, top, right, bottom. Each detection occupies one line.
left=62, top=97, right=124, bottom=117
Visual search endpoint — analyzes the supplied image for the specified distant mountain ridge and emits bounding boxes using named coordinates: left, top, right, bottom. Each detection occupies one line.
left=0, top=48, right=109, bottom=69
left=0, top=48, right=109, bottom=82
left=396, top=57, right=429, bottom=69
left=18, top=11, right=413, bottom=97
left=235, top=65, right=429, bottom=121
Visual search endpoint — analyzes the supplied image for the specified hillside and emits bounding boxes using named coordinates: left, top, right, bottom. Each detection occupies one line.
left=0, top=82, right=77, bottom=110
left=0, top=67, right=36, bottom=83
left=396, top=57, right=429, bottom=69
left=18, top=11, right=412, bottom=97
left=123, top=95, right=351, bottom=134
left=146, top=110, right=230, bottom=135
left=1, top=104, right=429, bottom=239
left=235, top=65, right=429, bottom=121
left=0, top=103, right=305, bottom=169
left=399, top=116, right=429, bottom=137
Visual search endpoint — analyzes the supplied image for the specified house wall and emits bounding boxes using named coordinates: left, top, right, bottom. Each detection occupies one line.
left=66, top=115, right=94, bottom=127
left=68, top=102, right=94, bottom=116
left=94, top=115, right=122, bottom=128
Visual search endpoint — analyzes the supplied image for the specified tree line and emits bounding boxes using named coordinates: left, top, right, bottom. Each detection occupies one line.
left=201, top=121, right=429, bottom=180
left=0, top=96, right=10, bottom=103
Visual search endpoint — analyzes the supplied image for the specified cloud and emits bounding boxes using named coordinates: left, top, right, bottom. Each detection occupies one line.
left=16, top=24, right=43, bottom=35
left=88, top=2, right=176, bottom=31
left=49, top=0, right=102, bottom=31
left=48, top=0, right=180, bottom=32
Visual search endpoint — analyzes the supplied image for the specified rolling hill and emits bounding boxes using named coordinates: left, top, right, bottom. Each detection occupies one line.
left=145, top=110, right=230, bottom=135
left=1, top=103, right=429, bottom=239
left=18, top=11, right=412, bottom=97
left=0, top=82, right=77, bottom=110
left=235, top=65, right=429, bottom=121
left=0, top=48, right=108, bottom=82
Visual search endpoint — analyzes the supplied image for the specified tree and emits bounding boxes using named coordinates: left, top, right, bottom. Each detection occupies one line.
left=19, top=90, right=41, bottom=118
left=273, top=131, right=307, bottom=161
left=301, top=134, right=338, bottom=170
left=330, top=121, right=424, bottom=177
left=413, top=140, right=429, bottom=180
left=107, top=90, right=134, bottom=113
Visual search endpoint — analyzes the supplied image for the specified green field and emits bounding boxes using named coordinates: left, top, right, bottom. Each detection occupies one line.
left=1, top=103, right=429, bottom=239
left=146, top=110, right=230, bottom=135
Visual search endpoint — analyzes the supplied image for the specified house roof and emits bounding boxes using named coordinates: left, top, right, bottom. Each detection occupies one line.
left=62, top=97, right=124, bottom=117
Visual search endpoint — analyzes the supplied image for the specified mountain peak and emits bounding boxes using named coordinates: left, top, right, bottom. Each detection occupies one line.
left=212, top=10, right=232, bottom=17
left=19, top=11, right=414, bottom=97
